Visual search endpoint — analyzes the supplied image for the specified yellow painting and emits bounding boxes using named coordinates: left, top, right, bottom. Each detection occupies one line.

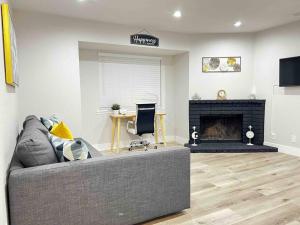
left=1, top=3, right=18, bottom=86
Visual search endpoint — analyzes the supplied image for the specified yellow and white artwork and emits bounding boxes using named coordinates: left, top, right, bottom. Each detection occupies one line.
left=202, top=57, right=241, bottom=73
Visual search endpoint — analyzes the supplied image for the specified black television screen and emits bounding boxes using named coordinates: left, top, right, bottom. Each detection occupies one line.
left=280, top=56, right=300, bottom=87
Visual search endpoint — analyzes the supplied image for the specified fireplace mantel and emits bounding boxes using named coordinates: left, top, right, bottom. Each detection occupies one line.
left=190, top=99, right=266, bottom=104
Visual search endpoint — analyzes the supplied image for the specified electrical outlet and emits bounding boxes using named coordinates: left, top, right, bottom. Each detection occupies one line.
left=271, top=132, right=276, bottom=140
left=291, top=134, right=297, bottom=143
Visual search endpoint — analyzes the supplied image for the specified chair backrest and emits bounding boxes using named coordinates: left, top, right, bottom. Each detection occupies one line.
left=136, top=103, right=156, bottom=135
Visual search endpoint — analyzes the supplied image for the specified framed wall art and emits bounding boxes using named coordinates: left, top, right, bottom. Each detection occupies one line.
left=2, top=3, right=18, bottom=86
left=202, top=57, right=241, bottom=73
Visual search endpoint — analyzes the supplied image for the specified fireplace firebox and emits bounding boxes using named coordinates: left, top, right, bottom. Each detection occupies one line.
left=200, top=114, right=243, bottom=142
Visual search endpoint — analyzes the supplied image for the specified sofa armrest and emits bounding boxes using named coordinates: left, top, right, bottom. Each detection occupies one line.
left=8, top=147, right=190, bottom=225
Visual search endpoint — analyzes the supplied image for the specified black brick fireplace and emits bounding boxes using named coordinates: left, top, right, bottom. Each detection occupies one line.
left=185, top=100, right=278, bottom=153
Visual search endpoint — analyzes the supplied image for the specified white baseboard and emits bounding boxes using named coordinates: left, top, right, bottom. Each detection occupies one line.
left=264, top=141, right=300, bottom=157
left=92, top=135, right=178, bottom=151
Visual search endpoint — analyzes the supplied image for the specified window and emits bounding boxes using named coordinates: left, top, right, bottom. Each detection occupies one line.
left=98, top=53, right=161, bottom=111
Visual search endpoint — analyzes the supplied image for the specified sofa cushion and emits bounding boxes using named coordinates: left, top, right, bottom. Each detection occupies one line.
left=23, top=115, right=49, bottom=134
left=49, top=134, right=92, bottom=162
left=16, top=128, right=58, bottom=167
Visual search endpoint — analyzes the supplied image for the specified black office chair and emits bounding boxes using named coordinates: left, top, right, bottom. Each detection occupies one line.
left=127, top=103, right=158, bottom=151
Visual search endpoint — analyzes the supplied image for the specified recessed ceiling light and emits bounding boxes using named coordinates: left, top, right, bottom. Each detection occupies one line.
left=234, top=21, right=242, bottom=27
left=173, top=10, right=182, bottom=18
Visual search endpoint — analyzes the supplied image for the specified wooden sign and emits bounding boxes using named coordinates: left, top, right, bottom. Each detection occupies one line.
left=130, top=34, right=159, bottom=47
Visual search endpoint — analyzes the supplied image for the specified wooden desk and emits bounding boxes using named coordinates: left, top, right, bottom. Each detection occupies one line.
left=110, top=112, right=167, bottom=152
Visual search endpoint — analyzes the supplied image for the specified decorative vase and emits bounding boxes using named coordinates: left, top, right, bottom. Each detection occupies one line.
left=113, top=110, right=119, bottom=115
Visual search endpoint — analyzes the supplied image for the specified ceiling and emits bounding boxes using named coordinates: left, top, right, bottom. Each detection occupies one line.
left=12, top=0, right=300, bottom=34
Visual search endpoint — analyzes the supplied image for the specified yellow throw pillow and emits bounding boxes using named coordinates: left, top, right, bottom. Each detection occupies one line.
left=50, top=122, right=74, bottom=140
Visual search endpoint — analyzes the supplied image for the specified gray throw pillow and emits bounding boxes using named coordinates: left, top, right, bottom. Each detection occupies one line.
left=16, top=128, right=58, bottom=167
left=76, top=138, right=103, bottom=157
left=40, top=115, right=60, bottom=131
left=23, top=115, right=49, bottom=134
left=48, top=134, right=91, bottom=162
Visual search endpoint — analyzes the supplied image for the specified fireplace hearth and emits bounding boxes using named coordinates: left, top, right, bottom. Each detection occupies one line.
left=185, top=100, right=278, bottom=153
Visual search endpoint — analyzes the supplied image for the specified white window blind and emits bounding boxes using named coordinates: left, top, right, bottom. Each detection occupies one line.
left=98, top=53, right=161, bottom=111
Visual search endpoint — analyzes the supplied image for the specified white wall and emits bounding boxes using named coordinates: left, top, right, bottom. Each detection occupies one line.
left=174, top=53, right=190, bottom=143
left=162, top=56, right=177, bottom=140
left=15, top=13, right=83, bottom=136
left=189, top=34, right=255, bottom=99
left=14, top=10, right=255, bottom=146
left=254, top=20, right=300, bottom=152
left=14, top=10, right=192, bottom=137
left=79, top=49, right=101, bottom=145
left=0, top=1, right=19, bottom=224
left=79, top=49, right=177, bottom=148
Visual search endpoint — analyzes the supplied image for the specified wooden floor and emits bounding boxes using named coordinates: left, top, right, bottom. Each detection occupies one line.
left=142, top=152, right=300, bottom=225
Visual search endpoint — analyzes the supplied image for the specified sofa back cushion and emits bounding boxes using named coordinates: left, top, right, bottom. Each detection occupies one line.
left=23, top=115, right=49, bottom=134
left=16, top=127, right=58, bottom=167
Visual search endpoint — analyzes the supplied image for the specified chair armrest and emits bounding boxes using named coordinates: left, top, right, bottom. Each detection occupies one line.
left=8, top=147, right=190, bottom=225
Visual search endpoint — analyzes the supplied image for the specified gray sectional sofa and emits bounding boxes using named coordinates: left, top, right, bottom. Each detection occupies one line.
left=8, top=116, right=190, bottom=225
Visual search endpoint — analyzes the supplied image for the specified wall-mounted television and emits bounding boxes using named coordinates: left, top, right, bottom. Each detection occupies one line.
left=279, top=56, right=300, bottom=87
